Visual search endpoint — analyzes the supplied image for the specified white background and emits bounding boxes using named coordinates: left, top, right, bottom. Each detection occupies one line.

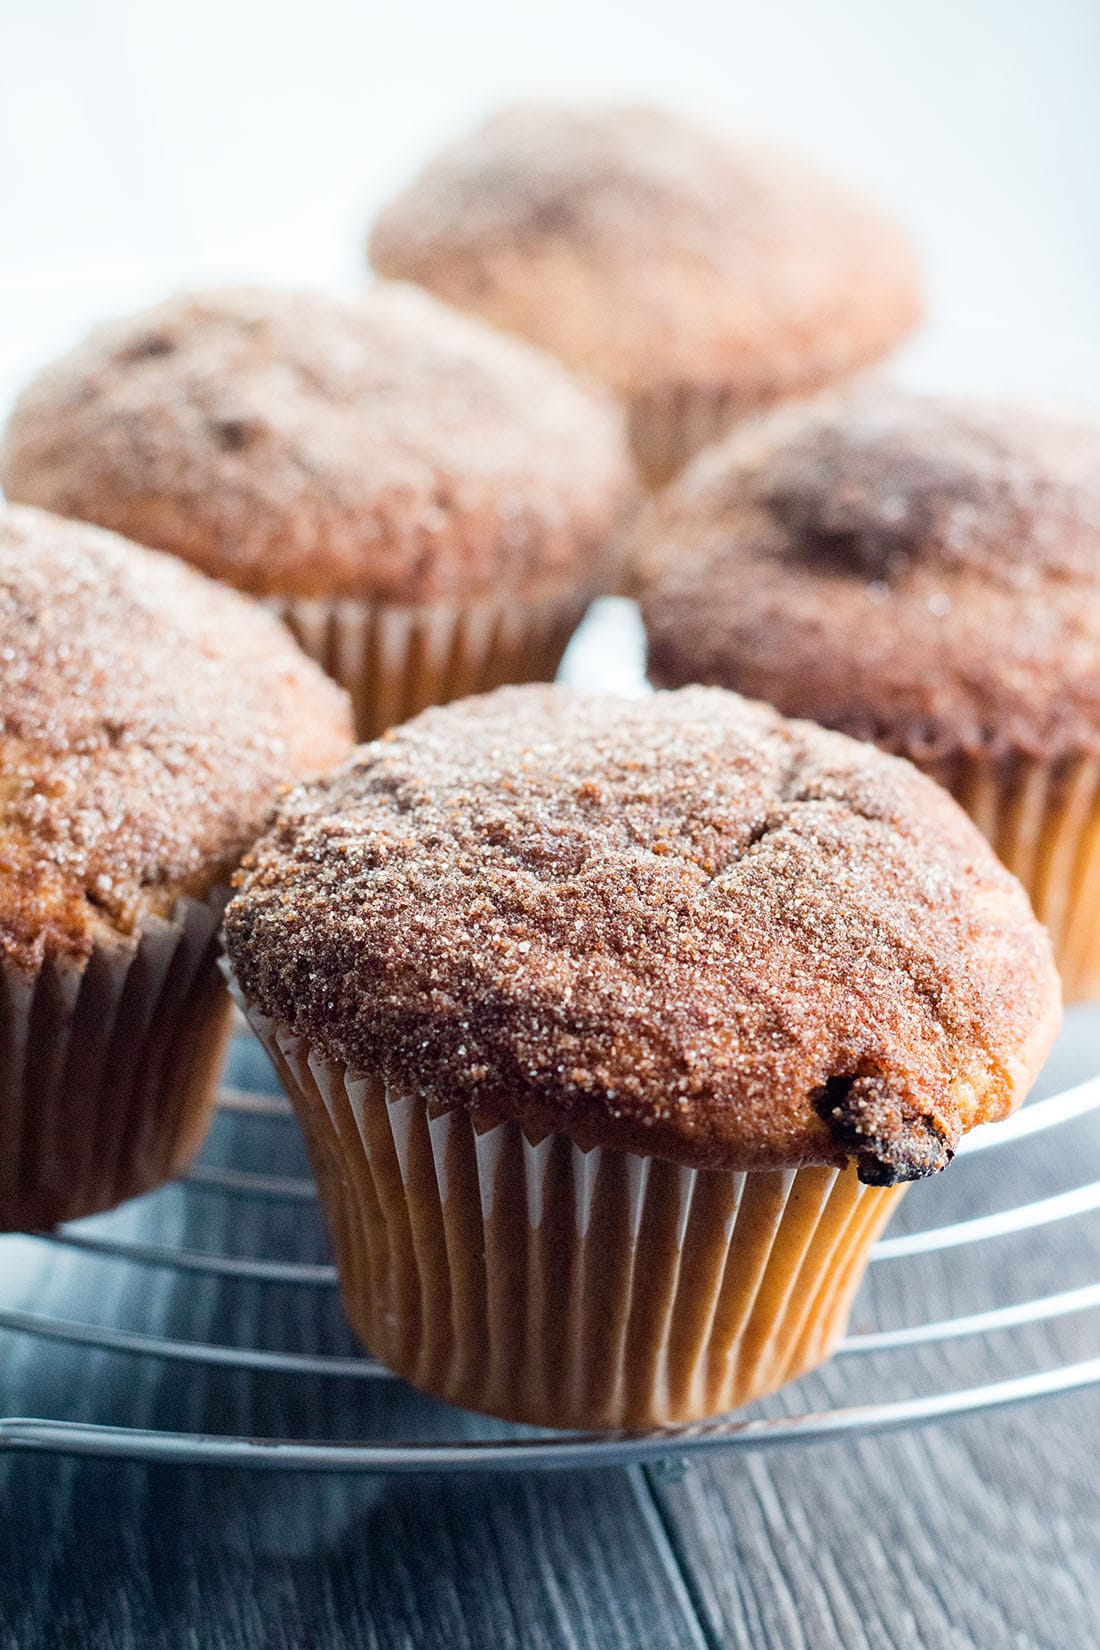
left=2, top=0, right=1099, bottom=402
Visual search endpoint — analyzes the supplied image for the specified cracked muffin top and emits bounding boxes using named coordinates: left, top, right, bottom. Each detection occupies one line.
left=225, top=684, right=1059, bottom=1182
left=636, top=390, right=1100, bottom=763
left=369, top=102, right=921, bottom=412
left=0, top=506, right=353, bottom=971
left=0, top=283, right=635, bottom=604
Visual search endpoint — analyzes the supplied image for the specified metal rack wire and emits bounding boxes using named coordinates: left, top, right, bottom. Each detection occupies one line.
left=2, top=1046, right=1099, bottom=1473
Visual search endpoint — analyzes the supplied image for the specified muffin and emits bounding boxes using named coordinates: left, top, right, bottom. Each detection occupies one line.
left=224, top=684, right=1058, bottom=1430
left=636, top=389, right=1100, bottom=1002
left=368, top=102, right=922, bottom=487
left=0, top=284, right=635, bottom=739
left=0, top=505, right=352, bottom=1231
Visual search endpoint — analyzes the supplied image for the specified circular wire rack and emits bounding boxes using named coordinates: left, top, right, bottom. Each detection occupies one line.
left=2, top=1027, right=1099, bottom=1474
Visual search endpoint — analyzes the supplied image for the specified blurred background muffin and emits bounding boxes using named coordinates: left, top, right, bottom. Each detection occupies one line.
left=369, top=102, right=922, bottom=487
left=0, top=504, right=351, bottom=1231
left=225, top=684, right=1058, bottom=1430
left=635, top=388, right=1100, bottom=999
left=1, top=283, right=636, bottom=738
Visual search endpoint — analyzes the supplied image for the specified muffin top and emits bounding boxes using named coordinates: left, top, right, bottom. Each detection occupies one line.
left=637, top=391, right=1100, bottom=764
left=0, top=506, right=353, bottom=971
left=369, top=102, right=921, bottom=408
left=225, top=685, right=1058, bottom=1183
left=0, top=284, right=635, bottom=604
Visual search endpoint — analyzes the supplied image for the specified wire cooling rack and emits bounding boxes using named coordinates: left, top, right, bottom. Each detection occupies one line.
left=2, top=594, right=1100, bottom=1473
left=1, top=1021, right=1099, bottom=1473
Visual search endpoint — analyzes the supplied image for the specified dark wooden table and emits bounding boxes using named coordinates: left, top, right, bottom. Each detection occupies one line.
left=2, top=1016, right=1098, bottom=1650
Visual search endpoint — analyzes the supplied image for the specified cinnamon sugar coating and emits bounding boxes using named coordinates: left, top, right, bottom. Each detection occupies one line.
left=0, top=506, right=352, bottom=970
left=369, top=103, right=921, bottom=408
left=637, top=391, right=1100, bottom=763
left=225, top=685, right=1058, bottom=1180
left=1, top=284, right=635, bottom=604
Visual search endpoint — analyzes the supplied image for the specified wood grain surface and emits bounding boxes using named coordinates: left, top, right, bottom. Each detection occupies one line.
left=1, top=1016, right=1097, bottom=1650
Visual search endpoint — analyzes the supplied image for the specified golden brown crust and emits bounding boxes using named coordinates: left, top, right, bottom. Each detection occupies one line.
left=0, top=506, right=352, bottom=970
left=637, top=390, right=1100, bottom=763
left=369, top=102, right=921, bottom=407
left=1, top=284, right=636, bottom=604
left=224, top=684, right=1059, bottom=1180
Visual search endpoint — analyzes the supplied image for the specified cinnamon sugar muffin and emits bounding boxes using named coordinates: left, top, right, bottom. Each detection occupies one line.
left=368, top=102, right=922, bottom=487
left=225, top=684, right=1058, bottom=1429
left=1, top=284, right=635, bottom=737
left=0, top=505, right=352, bottom=1231
left=636, top=389, right=1100, bottom=1001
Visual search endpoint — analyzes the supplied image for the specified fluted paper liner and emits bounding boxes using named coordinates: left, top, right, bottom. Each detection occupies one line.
left=243, top=1006, right=903, bottom=1430
left=0, top=892, right=232, bottom=1232
left=628, top=377, right=874, bottom=490
left=274, top=590, right=592, bottom=739
left=628, top=384, right=751, bottom=490
left=927, top=751, right=1100, bottom=1003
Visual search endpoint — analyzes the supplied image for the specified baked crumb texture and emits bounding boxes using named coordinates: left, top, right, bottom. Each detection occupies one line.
left=369, top=103, right=921, bottom=409
left=637, top=389, right=1100, bottom=764
left=0, top=505, right=352, bottom=971
left=226, top=684, right=1059, bottom=1183
left=1, top=283, right=636, bottom=604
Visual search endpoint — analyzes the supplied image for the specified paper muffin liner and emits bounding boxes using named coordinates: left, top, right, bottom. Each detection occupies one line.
left=0, top=891, right=232, bottom=1232
left=629, top=378, right=875, bottom=490
left=926, top=750, right=1100, bottom=1004
left=272, top=590, right=593, bottom=739
left=241, top=1005, right=903, bottom=1430
left=628, top=384, right=756, bottom=490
